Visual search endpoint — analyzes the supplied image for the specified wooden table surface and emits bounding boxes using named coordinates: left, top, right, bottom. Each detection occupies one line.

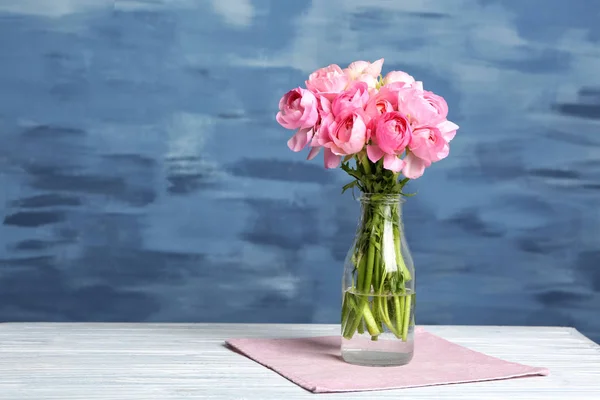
left=0, top=323, right=599, bottom=399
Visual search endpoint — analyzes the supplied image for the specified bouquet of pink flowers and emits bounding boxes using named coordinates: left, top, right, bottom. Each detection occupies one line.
left=276, top=58, right=458, bottom=182
left=276, top=59, right=459, bottom=347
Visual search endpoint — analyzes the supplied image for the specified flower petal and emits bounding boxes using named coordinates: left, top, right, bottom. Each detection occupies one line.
left=364, top=58, right=384, bottom=77
left=437, top=143, right=450, bottom=161
left=319, top=95, right=332, bottom=114
left=323, top=147, right=341, bottom=169
left=382, top=70, right=414, bottom=86
left=345, top=60, right=369, bottom=79
left=276, top=112, right=290, bottom=129
left=307, top=146, right=321, bottom=160
left=287, top=128, right=313, bottom=152
left=402, top=152, right=429, bottom=179
left=366, top=144, right=384, bottom=163
left=383, top=154, right=405, bottom=173
left=437, top=120, right=459, bottom=141
left=356, top=74, right=378, bottom=89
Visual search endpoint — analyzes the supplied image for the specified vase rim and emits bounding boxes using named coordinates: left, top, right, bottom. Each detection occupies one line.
left=358, top=193, right=406, bottom=204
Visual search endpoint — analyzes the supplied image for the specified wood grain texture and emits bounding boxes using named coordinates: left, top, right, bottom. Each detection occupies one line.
left=0, top=324, right=598, bottom=399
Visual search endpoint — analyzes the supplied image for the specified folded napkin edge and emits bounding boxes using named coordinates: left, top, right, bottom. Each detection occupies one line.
left=225, top=340, right=319, bottom=393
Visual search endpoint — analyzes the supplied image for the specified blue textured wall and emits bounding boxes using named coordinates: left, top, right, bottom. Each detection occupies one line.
left=0, top=0, right=599, bottom=343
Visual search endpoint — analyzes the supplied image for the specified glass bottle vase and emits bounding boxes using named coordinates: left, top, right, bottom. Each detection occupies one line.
left=341, top=194, right=415, bottom=366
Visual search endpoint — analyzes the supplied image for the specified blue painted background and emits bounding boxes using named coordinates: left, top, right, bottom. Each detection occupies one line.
left=0, top=0, right=599, bottom=343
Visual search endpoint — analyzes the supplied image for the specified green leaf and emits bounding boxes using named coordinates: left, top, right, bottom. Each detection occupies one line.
left=400, top=190, right=417, bottom=197
left=349, top=170, right=363, bottom=180
left=341, top=180, right=358, bottom=194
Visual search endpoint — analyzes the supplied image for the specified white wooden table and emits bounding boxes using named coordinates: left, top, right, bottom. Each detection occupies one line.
left=0, top=324, right=599, bottom=399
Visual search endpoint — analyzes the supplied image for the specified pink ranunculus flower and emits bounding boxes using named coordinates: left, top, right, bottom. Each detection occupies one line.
left=344, top=58, right=384, bottom=90
left=302, top=95, right=334, bottom=159
left=382, top=71, right=424, bottom=91
left=345, top=58, right=384, bottom=80
left=319, top=108, right=368, bottom=168
left=368, top=82, right=422, bottom=120
left=305, top=64, right=349, bottom=100
left=364, top=85, right=397, bottom=140
left=382, top=70, right=415, bottom=87
left=332, top=81, right=370, bottom=115
left=364, top=83, right=406, bottom=122
left=402, top=125, right=455, bottom=179
left=276, top=87, right=319, bottom=131
left=422, top=91, right=448, bottom=121
left=397, top=88, right=448, bottom=128
left=367, top=112, right=412, bottom=172
left=276, top=88, right=320, bottom=153
left=409, top=126, right=449, bottom=163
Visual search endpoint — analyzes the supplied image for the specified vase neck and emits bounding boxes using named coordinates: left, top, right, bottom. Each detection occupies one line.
left=358, top=194, right=404, bottom=224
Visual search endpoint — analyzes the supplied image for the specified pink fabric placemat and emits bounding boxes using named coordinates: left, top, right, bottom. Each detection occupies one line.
left=226, top=327, right=549, bottom=393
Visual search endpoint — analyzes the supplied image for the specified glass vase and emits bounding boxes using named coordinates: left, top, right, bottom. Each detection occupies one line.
left=341, top=193, right=415, bottom=366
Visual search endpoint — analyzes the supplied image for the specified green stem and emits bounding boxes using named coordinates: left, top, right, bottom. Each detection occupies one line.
left=371, top=297, right=380, bottom=341
left=402, top=294, right=412, bottom=341
left=373, top=297, right=382, bottom=333
left=356, top=254, right=366, bottom=293
left=364, top=244, right=376, bottom=294
left=343, top=309, right=356, bottom=338
left=341, top=291, right=351, bottom=329
left=380, top=296, right=400, bottom=338
left=371, top=299, right=380, bottom=341
left=393, top=294, right=402, bottom=335
left=360, top=154, right=372, bottom=177
left=352, top=300, right=379, bottom=336
left=393, top=220, right=411, bottom=281
left=400, top=295, right=406, bottom=325
left=372, top=245, right=381, bottom=292
left=363, top=213, right=379, bottom=294
left=344, top=205, right=381, bottom=339
left=358, top=318, right=365, bottom=334
left=342, top=291, right=380, bottom=339
left=374, top=208, right=386, bottom=338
